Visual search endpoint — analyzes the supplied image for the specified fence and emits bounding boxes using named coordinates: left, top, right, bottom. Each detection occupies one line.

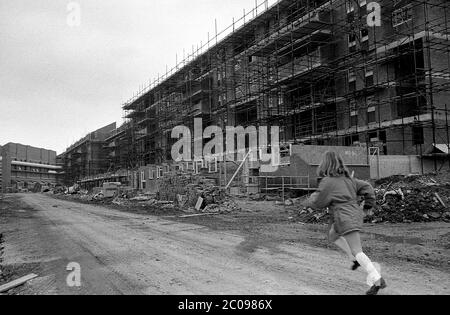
left=245, top=175, right=311, bottom=201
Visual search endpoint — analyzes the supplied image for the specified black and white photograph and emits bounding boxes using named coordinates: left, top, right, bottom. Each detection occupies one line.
left=0, top=0, right=449, bottom=299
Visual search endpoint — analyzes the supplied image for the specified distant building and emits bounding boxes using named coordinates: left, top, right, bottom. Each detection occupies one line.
left=1, top=143, right=62, bottom=192
left=103, top=122, right=134, bottom=172
left=58, top=123, right=116, bottom=185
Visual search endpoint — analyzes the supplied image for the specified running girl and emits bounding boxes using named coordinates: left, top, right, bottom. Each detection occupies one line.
left=303, top=151, right=387, bottom=295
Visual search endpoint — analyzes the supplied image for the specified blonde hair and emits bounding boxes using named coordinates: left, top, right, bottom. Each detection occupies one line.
left=317, top=151, right=351, bottom=178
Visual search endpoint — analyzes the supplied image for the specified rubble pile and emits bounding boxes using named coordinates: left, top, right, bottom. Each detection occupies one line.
left=297, top=208, right=330, bottom=224
left=111, top=196, right=178, bottom=212
left=292, top=195, right=332, bottom=224
left=294, top=173, right=450, bottom=225
left=158, top=172, right=240, bottom=213
left=201, top=200, right=240, bottom=214
left=58, top=172, right=241, bottom=214
left=367, top=174, right=450, bottom=223
left=157, top=172, right=200, bottom=205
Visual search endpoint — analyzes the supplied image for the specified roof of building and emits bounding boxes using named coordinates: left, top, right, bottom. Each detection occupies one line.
left=62, top=122, right=117, bottom=154
left=1, top=142, right=57, bottom=154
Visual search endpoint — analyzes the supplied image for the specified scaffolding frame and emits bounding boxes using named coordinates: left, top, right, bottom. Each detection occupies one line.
left=120, top=0, right=450, bottom=172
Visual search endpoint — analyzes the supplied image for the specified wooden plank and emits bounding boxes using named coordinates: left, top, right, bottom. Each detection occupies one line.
left=435, top=193, right=446, bottom=208
left=0, top=274, right=38, bottom=293
left=163, top=213, right=219, bottom=219
left=226, top=150, right=252, bottom=189
left=195, top=197, right=204, bottom=211
left=179, top=213, right=218, bottom=218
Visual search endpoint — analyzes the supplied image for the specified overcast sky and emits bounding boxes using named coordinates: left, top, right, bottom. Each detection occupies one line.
left=0, top=0, right=277, bottom=154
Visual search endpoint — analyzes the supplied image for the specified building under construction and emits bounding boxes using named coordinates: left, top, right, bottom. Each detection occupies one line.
left=59, top=123, right=116, bottom=185
left=116, top=0, right=450, bottom=173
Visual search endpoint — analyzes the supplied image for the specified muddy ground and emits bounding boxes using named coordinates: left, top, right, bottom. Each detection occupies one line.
left=187, top=199, right=450, bottom=269
left=53, top=195, right=450, bottom=270
left=0, top=194, right=449, bottom=295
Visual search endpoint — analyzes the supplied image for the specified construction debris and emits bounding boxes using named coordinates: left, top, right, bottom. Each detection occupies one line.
left=56, top=168, right=450, bottom=224
left=295, top=173, right=450, bottom=225
left=102, top=182, right=121, bottom=198
left=55, top=171, right=241, bottom=214
left=195, top=197, right=204, bottom=211
left=367, top=174, right=450, bottom=224
left=157, top=172, right=241, bottom=213
left=284, top=199, right=294, bottom=206
left=0, top=273, right=38, bottom=293
left=178, top=213, right=219, bottom=219
left=434, top=193, right=446, bottom=208
left=68, top=184, right=80, bottom=195
left=201, top=201, right=240, bottom=214
left=297, top=207, right=330, bottom=224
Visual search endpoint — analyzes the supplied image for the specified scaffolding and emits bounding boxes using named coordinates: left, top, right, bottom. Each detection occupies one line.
left=121, top=0, right=450, bottom=172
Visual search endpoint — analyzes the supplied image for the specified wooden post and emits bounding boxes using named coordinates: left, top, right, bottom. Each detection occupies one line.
left=219, top=159, right=222, bottom=188
left=226, top=150, right=252, bottom=190
left=446, top=104, right=450, bottom=169
left=224, top=158, right=227, bottom=188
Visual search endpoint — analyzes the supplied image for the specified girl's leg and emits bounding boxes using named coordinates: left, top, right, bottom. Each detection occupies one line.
left=329, top=225, right=355, bottom=262
left=335, top=237, right=356, bottom=262
left=343, top=232, right=382, bottom=286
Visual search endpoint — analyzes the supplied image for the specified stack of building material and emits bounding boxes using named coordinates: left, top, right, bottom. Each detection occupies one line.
left=102, top=182, right=121, bottom=198
left=157, top=171, right=197, bottom=203
left=157, top=171, right=240, bottom=213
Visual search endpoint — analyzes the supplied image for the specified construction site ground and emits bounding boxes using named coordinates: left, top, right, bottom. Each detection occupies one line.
left=0, top=193, right=449, bottom=295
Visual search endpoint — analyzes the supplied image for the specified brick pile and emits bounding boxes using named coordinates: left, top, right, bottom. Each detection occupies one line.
left=157, top=171, right=240, bottom=213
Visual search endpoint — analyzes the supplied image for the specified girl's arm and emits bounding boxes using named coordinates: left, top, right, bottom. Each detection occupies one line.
left=355, top=179, right=376, bottom=209
left=303, top=178, right=334, bottom=209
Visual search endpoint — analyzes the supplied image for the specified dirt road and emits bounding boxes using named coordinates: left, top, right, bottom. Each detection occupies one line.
left=0, top=194, right=449, bottom=295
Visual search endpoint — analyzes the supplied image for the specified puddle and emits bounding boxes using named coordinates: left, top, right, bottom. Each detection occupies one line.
left=364, top=233, right=424, bottom=245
